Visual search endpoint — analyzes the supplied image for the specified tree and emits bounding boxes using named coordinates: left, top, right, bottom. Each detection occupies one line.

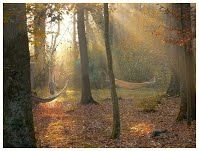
left=77, top=4, right=97, bottom=104
left=33, top=4, right=48, bottom=88
left=180, top=3, right=196, bottom=124
left=166, top=72, right=180, bottom=96
left=48, top=19, right=61, bottom=95
left=104, top=3, right=121, bottom=139
left=72, top=12, right=78, bottom=59
left=190, top=4, right=196, bottom=119
left=165, top=3, right=189, bottom=121
left=3, top=3, right=36, bottom=147
left=177, top=44, right=187, bottom=121
left=176, top=3, right=196, bottom=123
left=164, top=4, right=180, bottom=97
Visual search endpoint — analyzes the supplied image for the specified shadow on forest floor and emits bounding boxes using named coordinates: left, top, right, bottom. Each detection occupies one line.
left=33, top=88, right=196, bottom=148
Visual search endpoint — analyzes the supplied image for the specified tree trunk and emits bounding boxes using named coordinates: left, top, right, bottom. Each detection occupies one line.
left=190, top=3, right=196, bottom=120
left=34, top=4, right=47, bottom=88
left=104, top=3, right=121, bottom=139
left=166, top=70, right=180, bottom=96
left=165, top=4, right=181, bottom=97
left=180, top=3, right=196, bottom=124
left=167, top=4, right=187, bottom=122
left=177, top=49, right=187, bottom=121
left=3, top=4, right=36, bottom=147
left=176, top=4, right=196, bottom=123
left=77, top=4, right=97, bottom=104
left=48, top=20, right=60, bottom=94
left=72, top=12, right=78, bottom=59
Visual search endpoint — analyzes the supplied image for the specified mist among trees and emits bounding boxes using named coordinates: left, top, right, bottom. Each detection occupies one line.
left=3, top=3, right=196, bottom=148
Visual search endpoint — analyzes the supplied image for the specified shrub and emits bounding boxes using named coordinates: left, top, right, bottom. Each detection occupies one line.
left=139, top=96, right=158, bottom=113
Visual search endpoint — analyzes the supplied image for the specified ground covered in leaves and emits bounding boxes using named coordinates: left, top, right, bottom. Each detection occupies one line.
left=33, top=89, right=196, bottom=148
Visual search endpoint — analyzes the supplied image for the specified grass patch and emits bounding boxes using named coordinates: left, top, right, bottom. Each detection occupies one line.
left=92, top=87, right=165, bottom=102
left=33, top=87, right=165, bottom=105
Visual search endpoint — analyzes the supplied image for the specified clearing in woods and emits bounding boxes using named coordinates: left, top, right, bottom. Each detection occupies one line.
left=33, top=88, right=196, bottom=148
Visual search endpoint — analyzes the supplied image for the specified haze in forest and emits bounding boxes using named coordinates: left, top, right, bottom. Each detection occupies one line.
left=3, top=3, right=196, bottom=148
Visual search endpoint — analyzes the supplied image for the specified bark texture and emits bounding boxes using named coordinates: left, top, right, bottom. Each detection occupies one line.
left=166, top=70, right=180, bottom=96
left=176, top=3, right=196, bottom=122
left=180, top=4, right=196, bottom=123
left=3, top=3, right=36, bottom=147
left=165, top=4, right=181, bottom=97
left=77, top=4, right=97, bottom=104
left=34, top=4, right=47, bottom=88
left=104, top=3, right=121, bottom=139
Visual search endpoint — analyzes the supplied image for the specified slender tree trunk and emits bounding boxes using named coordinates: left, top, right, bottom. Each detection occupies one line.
left=109, top=13, right=114, bottom=46
left=34, top=4, right=47, bottom=88
left=72, top=12, right=78, bottom=58
left=77, top=4, right=97, bottom=104
left=85, top=10, right=89, bottom=33
left=3, top=4, right=36, bottom=147
left=48, top=20, right=60, bottom=94
left=104, top=3, right=121, bottom=139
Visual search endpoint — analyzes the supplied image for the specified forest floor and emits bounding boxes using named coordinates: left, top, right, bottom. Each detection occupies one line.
left=33, top=88, right=196, bottom=148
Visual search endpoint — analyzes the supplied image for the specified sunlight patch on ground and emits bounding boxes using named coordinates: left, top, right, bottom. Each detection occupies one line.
left=39, top=100, right=63, bottom=110
left=130, top=123, right=154, bottom=136
left=43, top=120, right=68, bottom=147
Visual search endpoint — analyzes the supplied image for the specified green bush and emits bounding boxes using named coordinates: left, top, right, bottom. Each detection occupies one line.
left=139, top=96, right=158, bottom=113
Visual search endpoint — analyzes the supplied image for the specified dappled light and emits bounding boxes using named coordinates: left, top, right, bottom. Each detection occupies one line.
left=45, top=99, right=60, bottom=108
left=130, top=123, right=154, bottom=136
left=3, top=3, right=196, bottom=148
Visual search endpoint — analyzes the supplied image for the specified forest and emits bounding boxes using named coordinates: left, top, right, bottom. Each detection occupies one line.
left=3, top=3, right=196, bottom=148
